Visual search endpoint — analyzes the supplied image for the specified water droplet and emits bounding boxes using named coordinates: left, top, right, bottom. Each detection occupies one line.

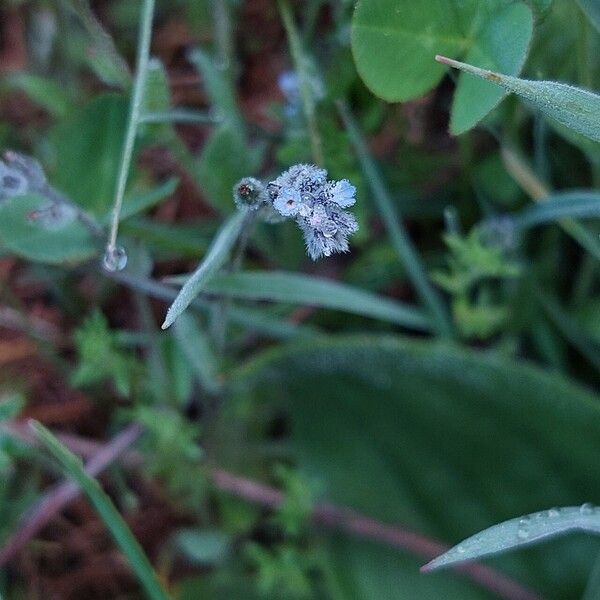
left=298, top=204, right=311, bottom=217
left=547, top=508, right=560, bottom=518
left=580, top=503, right=595, bottom=515
left=456, top=544, right=466, bottom=554
left=517, top=517, right=531, bottom=540
left=102, top=245, right=127, bottom=272
left=322, top=221, right=338, bottom=238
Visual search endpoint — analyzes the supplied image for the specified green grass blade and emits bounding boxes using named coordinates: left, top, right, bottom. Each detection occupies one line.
left=513, top=191, right=600, bottom=229
left=108, top=271, right=320, bottom=340
left=337, top=100, right=453, bottom=337
left=139, top=109, right=217, bottom=124
left=170, top=270, right=432, bottom=331
left=422, top=505, right=600, bottom=572
left=582, top=551, right=600, bottom=600
left=437, top=55, right=600, bottom=143
left=539, top=293, right=600, bottom=372
left=186, top=48, right=243, bottom=132
left=161, top=210, right=250, bottom=329
left=60, top=0, right=131, bottom=88
left=502, top=146, right=600, bottom=261
left=30, top=421, right=171, bottom=600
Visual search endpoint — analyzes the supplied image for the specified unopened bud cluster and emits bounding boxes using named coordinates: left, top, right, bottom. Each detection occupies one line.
left=234, top=164, right=358, bottom=260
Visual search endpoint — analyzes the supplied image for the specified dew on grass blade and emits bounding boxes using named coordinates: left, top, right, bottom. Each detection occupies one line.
left=102, top=245, right=128, bottom=272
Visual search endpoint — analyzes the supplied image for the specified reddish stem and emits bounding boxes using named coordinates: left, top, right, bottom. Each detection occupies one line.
left=2, top=428, right=544, bottom=600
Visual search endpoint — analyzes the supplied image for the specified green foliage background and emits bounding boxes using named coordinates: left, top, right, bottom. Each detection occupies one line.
left=0, top=0, right=599, bottom=598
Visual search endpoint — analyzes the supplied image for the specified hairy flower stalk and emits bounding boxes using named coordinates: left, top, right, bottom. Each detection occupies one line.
left=234, top=164, right=358, bottom=260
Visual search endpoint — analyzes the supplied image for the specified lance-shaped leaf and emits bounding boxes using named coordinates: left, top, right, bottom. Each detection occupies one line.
left=422, top=505, right=600, bottom=572
left=166, top=270, right=432, bottom=331
left=511, top=191, right=600, bottom=230
left=161, top=210, right=249, bottom=329
left=436, top=55, right=600, bottom=143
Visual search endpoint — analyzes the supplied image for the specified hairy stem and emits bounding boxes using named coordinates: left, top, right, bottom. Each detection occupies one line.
left=1, top=425, right=543, bottom=600
left=106, top=0, right=156, bottom=256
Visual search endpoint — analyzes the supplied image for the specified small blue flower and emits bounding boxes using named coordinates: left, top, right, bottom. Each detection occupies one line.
left=241, top=163, right=359, bottom=261
left=328, top=179, right=356, bottom=208
left=273, top=186, right=304, bottom=217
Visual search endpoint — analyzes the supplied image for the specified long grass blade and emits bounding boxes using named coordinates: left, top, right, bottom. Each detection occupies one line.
left=168, top=270, right=432, bottom=331
left=31, top=421, right=171, bottom=600
left=512, top=191, right=600, bottom=229
left=161, top=210, right=249, bottom=329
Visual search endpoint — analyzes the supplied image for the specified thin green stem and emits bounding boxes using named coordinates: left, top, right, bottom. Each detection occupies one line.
left=539, top=293, right=600, bottom=373
left=278, top=0, right=324, bottom=165
left=501, top=146, right=600, bottom=261
left=106, top=0, right=156, bottom=257
left=139, top=109, right=217, bottom=124
left=213, top=0, right=234, bottom=73
left=336, top=100, right=454, bottom=338
left=570, top=253, right=597, bottom=309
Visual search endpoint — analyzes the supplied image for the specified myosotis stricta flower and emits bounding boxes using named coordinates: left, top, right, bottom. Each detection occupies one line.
left=234, top=164, right=358, bottom=260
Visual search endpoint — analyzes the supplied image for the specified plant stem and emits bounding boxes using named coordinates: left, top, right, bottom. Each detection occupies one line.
left=538, top=293, right=600, bottom=373
left=0, top=424, right=143, bottom=568
left=213, top=0, right=234, bottom=74
left=278, top=0, right=324, bottom=165
left=336, top=100, right=454, bottom=338
left=211, top=469, right=543, bottom=600
left=501, top=146, right=600, bottom=261
left=106, top=0, right=156, bottom=257
left=1, top=423, right=544, bottom=600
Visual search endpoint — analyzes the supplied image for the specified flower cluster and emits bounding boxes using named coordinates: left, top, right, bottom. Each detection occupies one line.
left=268, top=164, right=358, bottom=260
left=234, top=164, right=358, bottom=260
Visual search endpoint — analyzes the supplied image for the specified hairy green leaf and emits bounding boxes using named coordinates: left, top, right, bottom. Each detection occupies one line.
left=438, top=55, right=600, bottom=142
left=234, top=336, right=600, bottom=598
left=161, top=210, right=249, bottom=329
left=422, top=505, right=600, bottom=572
left=194, top=271, right=431, bottom=331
